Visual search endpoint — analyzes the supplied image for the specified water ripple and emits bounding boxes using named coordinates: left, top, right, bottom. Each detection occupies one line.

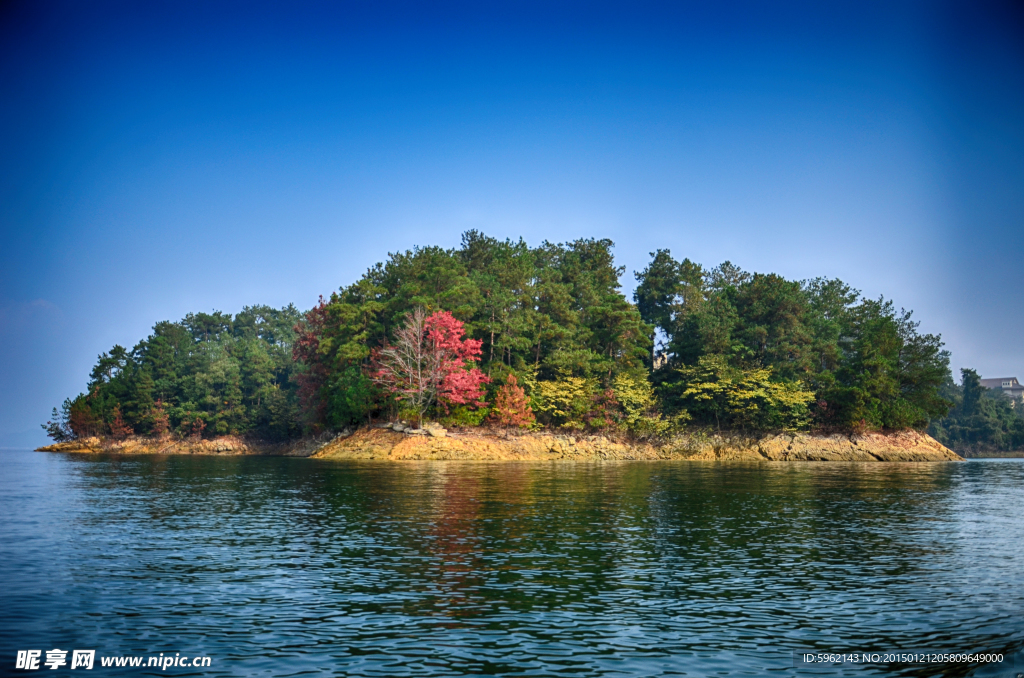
left=1, top=453, right=1022, bottom=676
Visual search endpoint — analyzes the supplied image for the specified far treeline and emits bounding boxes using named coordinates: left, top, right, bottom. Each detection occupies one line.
left=44, top=231, right=1024, bottom=452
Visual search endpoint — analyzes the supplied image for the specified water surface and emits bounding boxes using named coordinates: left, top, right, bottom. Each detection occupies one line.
left=2, top=451, right=1022, bottom=676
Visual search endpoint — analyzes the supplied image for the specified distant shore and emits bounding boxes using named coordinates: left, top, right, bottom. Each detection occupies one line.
left=959, top=450, right=1024, bottom=459
left=38, top=428, right=963, bottom=462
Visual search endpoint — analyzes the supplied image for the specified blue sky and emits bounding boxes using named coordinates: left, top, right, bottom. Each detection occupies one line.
left=1, top=1, right=1022, bottom=447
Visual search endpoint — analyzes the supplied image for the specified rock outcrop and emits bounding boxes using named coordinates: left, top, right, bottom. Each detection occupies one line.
left=310, top=427, right=962, bottom=462
left=677, top=429, right=963, bottom=462
left=36, top=430, right=354, bottom=457
left=38, top=428, right=962, bottom=462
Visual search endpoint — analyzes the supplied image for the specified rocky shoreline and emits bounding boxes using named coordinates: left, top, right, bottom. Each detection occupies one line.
left=38, top=427, right=963, bottom=462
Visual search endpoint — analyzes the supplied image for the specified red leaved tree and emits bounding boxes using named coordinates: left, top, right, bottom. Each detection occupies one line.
left=292, top=296, right=330, bottom=430
left=585, top=388, right=621, bottom=429
left=70, top=388, right=103, bottom=438
left=68, top=401, right=101, bottom=438
left=488, top=374, right=535, bottom=429
left=188, top=416, right=206, bottom=441
left=150, top=399, right=170, bottom=438
left=109, top=404, right=133, bottom=440
left=372, top=308, right=489, bottom=426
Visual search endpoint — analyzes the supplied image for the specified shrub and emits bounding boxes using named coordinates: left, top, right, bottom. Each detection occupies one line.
left=442, top=405, right=491, bottom=427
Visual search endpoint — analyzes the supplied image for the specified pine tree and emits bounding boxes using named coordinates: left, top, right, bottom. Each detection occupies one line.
left=41, top=399, right=75, bottom=442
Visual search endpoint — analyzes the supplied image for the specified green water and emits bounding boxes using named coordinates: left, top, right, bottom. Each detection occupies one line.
left=2, top=451, right=1022, bottom=676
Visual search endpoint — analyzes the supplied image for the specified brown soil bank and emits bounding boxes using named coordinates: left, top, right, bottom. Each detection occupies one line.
left=311, top=428, right=962, bottom=462
left=38, top=429, right=962, bottom=462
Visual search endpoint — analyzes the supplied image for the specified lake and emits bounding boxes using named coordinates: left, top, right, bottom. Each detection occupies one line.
left=1, top=450, right=1022, bottom=676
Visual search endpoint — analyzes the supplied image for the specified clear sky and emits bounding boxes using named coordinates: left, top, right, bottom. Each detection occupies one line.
left=1, top=1, right=1022, bottom=447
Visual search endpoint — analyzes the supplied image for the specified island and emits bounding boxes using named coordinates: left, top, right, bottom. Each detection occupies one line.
left=40, top=230, right=1012, bottom=462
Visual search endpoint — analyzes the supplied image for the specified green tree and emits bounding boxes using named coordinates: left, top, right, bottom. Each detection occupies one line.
left=929, top=369, right=1024, bottom=453
left=665, top=356, right=814, bottom=431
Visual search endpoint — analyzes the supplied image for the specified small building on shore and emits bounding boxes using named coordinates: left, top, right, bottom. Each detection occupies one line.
left=980, top=377, right=1024, bottom=401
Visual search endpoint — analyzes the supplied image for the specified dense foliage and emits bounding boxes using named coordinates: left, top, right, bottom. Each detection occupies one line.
left=634, top=250, right=953, bottom=432
left=929, top=369, right=1024, bottom=454
left=294, top=231, right=651, bottom=431
left=44, top=306, right=303, bottom=442
left=45, top=232, right=962, bottom=442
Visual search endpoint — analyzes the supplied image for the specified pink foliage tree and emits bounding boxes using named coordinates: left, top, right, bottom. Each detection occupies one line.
left=372, top=308, right=489, bottom=426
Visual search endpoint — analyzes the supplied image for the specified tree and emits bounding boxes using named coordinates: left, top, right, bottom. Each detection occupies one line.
left=666, top=356, right=815, bottom=431
left=818, top=299, right=951, bottom=430
left=707, top=260, right=751, bottom=291
left=928, top=369, right=1024, bottom=454
left=634, top=249, right=681, bottom=362
left=292, top=296, right=331, bottom=430
left=613, top=372, right=678, bottom=438
left=372, top=308, right=489, bottom=426
left=488, top=374, right=535, bottom=428
left=534, top=376, right=593, bottom=429
left=42, top=399, right=75, bottom=442
left=288, top=233, right=651, bottom=418
left=634, top=250, right=705, bottom=367
left=424, top=310, right=490, bottom=408
left=585, top=388, right=621, bottom=429
left=55, top=304, right=302, bottom=441
left=961, top=368, right=985, bottom=417
left=68, top=393, right=102, bottom=438
left=47, top=235, right=957, bottom=442
left=150, top=399, right=170, bottom=437
left=187, top=416, right=206, bottom=441
left=293, top=283, right=385, bottom=430
left=108, top=404, right=133, bottom=439
left=729, top=273, right=814, bottom=381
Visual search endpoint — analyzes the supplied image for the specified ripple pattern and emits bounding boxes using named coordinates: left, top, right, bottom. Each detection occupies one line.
left=1, top=452, right=1022, bottom=677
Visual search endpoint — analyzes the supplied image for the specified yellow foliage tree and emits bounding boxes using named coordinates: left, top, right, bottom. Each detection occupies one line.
left=675, top=356, right=815, bottom=431
left=612, top=372, right=684, bottom=438
left=533, top=377, right=593, bottom=429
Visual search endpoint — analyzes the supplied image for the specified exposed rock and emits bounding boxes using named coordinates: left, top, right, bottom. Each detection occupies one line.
left=36, top=434, right=330, bottom=458
left=309, top=428, right=961, bottom=462
left=38, top=437, right=104, bottom=453
left=38, top=428, right=962, bottom=462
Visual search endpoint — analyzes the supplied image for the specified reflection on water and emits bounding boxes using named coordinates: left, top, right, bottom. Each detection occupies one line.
left=1, top=451, right=1022, bottom=676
